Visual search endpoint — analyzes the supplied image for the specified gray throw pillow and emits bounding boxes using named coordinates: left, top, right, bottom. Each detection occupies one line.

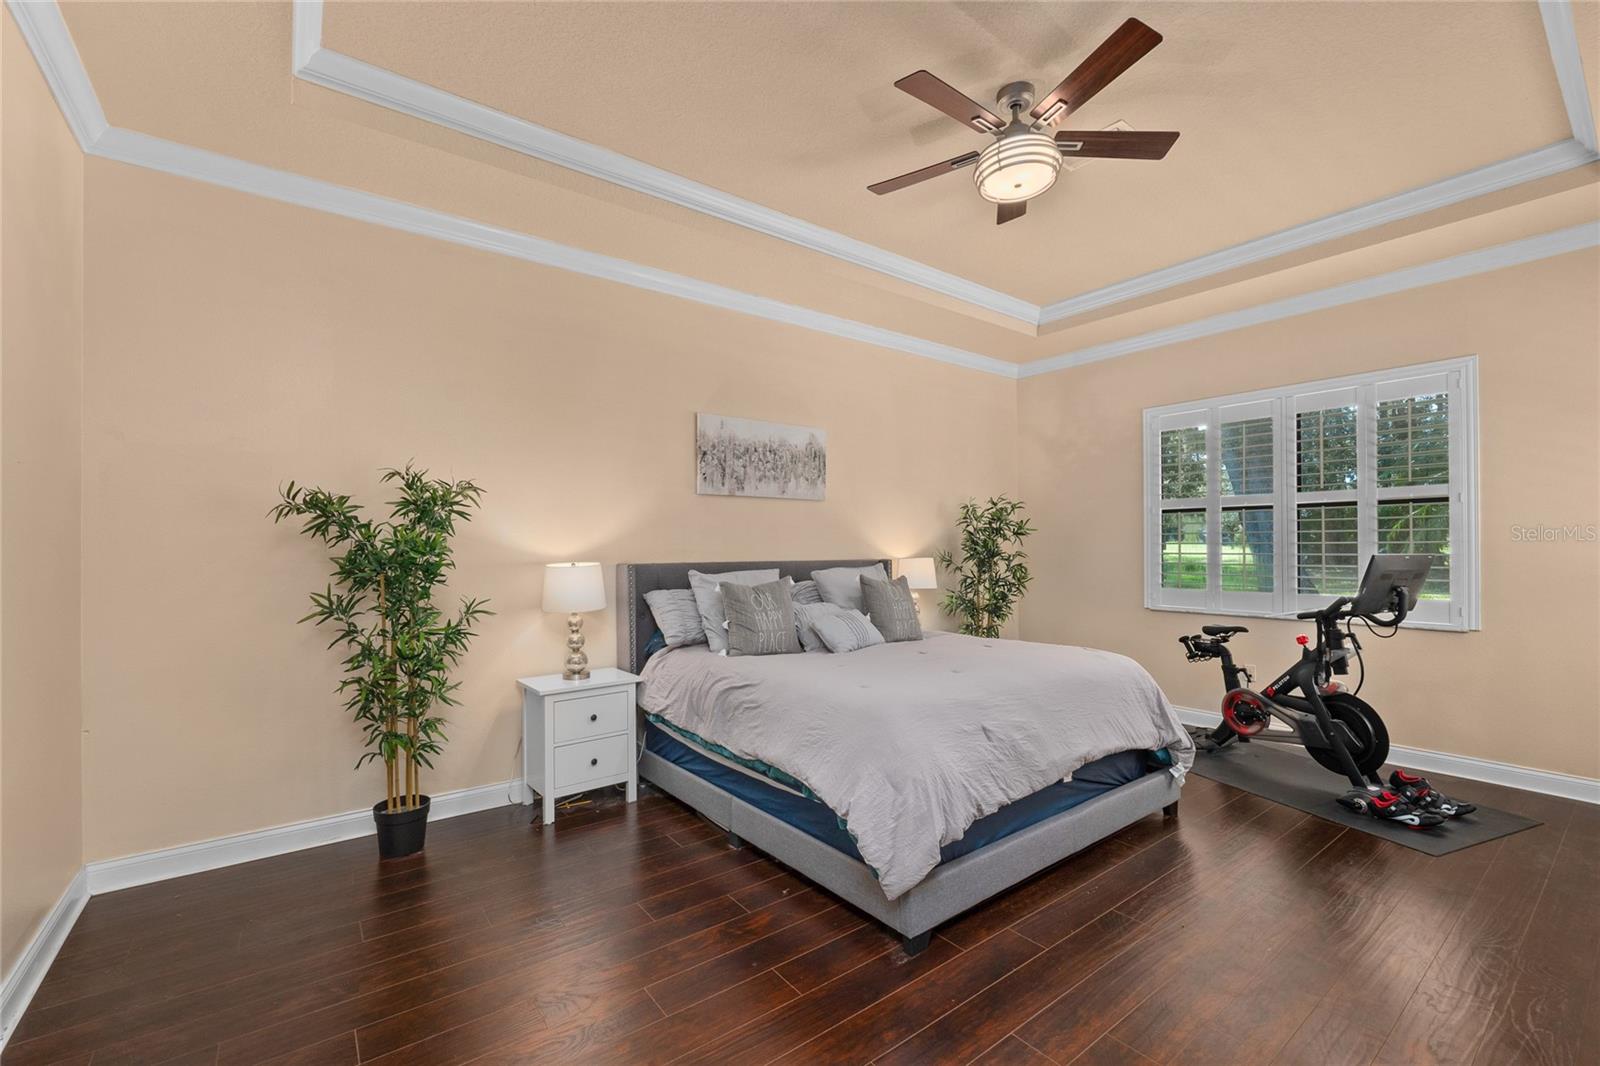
left=810, top=564, right=888, bottom=613
left=791, top=579, right=823, bottom=606
left=722, top=578, right=801, bottom=656
left=688, top=568, right=779, bottom=653
left=793, top=602, right=852, bottom=653
left=861, top=574, right=923, bottom=643
left=644, top=588, right=707, bottom=648
left=808, top=608, right=885, bottom=653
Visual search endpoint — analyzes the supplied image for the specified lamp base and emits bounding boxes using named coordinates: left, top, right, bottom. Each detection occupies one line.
left=563, top=612, right=590, bottom=681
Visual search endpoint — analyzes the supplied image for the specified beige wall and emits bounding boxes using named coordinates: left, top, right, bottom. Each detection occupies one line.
left=3, top=13, right=1595, bottom=887
left=1, top=15, right=85, bottom=974
left=64, top=155, right=1600, bottom=866
left=1019, top=250, right=1600, bottom=779
left=79, top=159, right=1018, bottom=862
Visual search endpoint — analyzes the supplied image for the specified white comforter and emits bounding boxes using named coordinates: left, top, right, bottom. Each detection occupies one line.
left=638, top=631, right=1192, bottom=899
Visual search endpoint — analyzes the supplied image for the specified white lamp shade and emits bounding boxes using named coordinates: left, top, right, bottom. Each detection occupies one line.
left=896, top=557, right=938, bottom=590
left=542, top=562, right=606, bottom=613
left=973, top=130, right=1061, bottom=204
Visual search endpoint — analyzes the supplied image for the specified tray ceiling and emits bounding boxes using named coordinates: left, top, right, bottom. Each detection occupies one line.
left=42, top=0, right=1600, bottom=371
left=318, top=1, right=1573, bottom=302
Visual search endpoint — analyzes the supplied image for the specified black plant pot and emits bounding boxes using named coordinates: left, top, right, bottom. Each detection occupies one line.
left=372, top=795, right=430, bottom=859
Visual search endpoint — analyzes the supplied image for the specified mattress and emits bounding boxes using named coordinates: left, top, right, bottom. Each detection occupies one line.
left=639, top=633, right=1190, bottom=898
left=644, top=719, right=1153, bottom=867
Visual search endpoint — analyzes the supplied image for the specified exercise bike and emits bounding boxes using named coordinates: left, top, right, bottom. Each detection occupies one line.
left=1179, top=554, right=1474, bottom=827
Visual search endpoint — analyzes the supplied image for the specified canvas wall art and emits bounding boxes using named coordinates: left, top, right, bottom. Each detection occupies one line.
left=696, top=413, right=826, bottom=500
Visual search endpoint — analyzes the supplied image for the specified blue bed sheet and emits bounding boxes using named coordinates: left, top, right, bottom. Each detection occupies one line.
left=644, top=721, right=1149, bottom=866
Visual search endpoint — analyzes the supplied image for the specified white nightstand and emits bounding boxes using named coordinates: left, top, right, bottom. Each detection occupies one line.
left=518, top=668, right=641, bottom=824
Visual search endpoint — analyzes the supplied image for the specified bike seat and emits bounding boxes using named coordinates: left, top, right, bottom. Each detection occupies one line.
left=1201, top=625, right=1249, bottom=636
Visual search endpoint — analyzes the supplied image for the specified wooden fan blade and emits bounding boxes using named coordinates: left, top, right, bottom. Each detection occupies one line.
left=997, top=201, right=1026, bottom=225
left=1055, top=130, right=1180, bottom=160
left=868, top=151, right=981, bottom=195
left=1030, top=18, right=1162, bottom=125
left=894, top=70, right=1006, bottom=133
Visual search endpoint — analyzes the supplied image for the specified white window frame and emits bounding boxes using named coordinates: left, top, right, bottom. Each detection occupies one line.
left=1143, top=355, right=1480, bottom=632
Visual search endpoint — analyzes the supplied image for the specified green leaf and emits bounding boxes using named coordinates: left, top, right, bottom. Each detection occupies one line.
left=938, top=496, right=1035, bottom=636
left=271, top=465, right=489, bottom=788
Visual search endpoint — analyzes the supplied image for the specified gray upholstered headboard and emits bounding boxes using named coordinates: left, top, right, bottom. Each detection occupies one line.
left=617, top=559, right=892, bottom=674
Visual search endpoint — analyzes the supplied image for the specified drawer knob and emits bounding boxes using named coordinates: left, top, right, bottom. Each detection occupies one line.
left=590, top=757, right=599, bottom=767
left=589, top=713, right=598, bottom=722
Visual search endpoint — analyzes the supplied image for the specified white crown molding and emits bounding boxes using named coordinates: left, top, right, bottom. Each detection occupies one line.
left=1020, top=222, right=1600, bottom=378
left=0, top=869, right=88, bottom=1051
left=1540, top=0, right=1598, bottom=153
left=1035, top=138, right=1600, bottom=325
left=10, top=0, right=1595, bottom=387
left=85, top=778, right=518, bottom=894
left=86, top=126, right=1020, bottom=378
left=4, top=0, right=106, bottom=149
left=291, top=0, right=1600, bottom=333
left=289, top=0, right=322, bottom=72
left=9, top=0, right=1018, bottom=379
left=1174, top=708, right=1600, bottom=806
left=289, top=0, right=1039, bottom=328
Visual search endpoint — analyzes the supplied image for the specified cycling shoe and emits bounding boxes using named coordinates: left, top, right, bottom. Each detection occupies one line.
left=1337, top=788, right=1445, bottom=828
left=1388, top=769, right=1477, bottom=817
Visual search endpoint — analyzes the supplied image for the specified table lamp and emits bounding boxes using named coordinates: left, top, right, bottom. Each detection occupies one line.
left=543, top=562, right=606, bottom=680
left=896, top=557, right=938, bottom=614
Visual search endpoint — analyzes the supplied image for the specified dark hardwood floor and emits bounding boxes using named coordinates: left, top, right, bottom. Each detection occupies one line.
left=6, top=771, right=1595, bottom=1065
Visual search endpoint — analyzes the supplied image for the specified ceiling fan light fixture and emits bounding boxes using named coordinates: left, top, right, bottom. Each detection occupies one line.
left=973, top=130, right=1061, bottom=204
left=872, top=20, right=1172, bottom=220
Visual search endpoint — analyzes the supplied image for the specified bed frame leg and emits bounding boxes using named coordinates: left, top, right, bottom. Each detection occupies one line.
left=725, top=830, right=744, bottom=849
left=902, top=931, right=932, bottom=956
left=1163, top=800, right=1180, bottom=820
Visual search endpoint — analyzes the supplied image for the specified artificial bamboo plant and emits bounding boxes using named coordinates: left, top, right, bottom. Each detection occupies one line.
left=936, top=496, right=1035, bottom=639
left=271, top=465, right=491, bottom=814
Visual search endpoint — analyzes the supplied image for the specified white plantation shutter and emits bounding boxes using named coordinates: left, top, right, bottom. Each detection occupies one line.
left=1218, top=412, right=1274, bottom=496
left=1143, top=357, right=1478, bottom=630
left=1293, top=386, right=1362, bottom=600
left=1369, top=371, right=1458, bottom=623
left=1157, top=418, right=1208, bottom=502
left=1217, top=399, right=1276, bottom=613
left=1375, top=377, right=1450, bottom=489
left=1150, top=408, right=1209, bottom=609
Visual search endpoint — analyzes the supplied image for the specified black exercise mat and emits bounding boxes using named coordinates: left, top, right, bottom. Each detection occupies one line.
left=1185, top=733, right=1540, bottom=854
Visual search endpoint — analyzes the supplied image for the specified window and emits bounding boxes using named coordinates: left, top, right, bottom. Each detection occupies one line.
left=1144, top=357, right=1478, bottom=630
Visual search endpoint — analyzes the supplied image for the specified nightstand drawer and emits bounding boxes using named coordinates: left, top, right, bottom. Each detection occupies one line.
left=554, top=733, right=630, bottom=787
left=552, top=689, right=631, bottom=744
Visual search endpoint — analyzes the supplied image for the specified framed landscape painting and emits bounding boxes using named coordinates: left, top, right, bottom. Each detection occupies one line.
left=696, top=413, right=826, bottom=500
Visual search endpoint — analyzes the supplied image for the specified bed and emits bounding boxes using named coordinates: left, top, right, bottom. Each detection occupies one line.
left=618, top=559, right=1189, bottom=953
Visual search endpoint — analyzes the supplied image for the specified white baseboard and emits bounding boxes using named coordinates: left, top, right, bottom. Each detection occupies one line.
left=0, top=783, right=511, bottom=1049
left=1175, top=707, right=1600, bottom=805
left=0, top=781, right=515, bottom=1049
left=85, top=779, right=517, bottom=894
left=0, top=868, right=89, bottom=1050
left=7, top=726, right=1595, bottom=1047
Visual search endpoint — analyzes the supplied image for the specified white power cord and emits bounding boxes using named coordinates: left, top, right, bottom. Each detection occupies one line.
left=506, top=737, right=523, bottom=805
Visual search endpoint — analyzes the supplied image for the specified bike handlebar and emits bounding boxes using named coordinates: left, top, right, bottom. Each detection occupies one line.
left=1294, top=591, right=1410, bottom=626
left=1296, top=596, right=1351, bottom=620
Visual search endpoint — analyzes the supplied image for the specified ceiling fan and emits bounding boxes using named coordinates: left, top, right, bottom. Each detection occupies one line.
left=869, top=18, right=1179, bottom=225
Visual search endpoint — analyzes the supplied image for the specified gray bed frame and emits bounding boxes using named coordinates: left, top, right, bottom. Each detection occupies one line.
left=618, top=559, right=1181, bottom=953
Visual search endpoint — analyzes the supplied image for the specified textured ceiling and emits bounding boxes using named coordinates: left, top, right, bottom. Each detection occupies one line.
left=54, top=1, right=1598, bottom=364
left=322, top=1, right=1573, bottom=301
